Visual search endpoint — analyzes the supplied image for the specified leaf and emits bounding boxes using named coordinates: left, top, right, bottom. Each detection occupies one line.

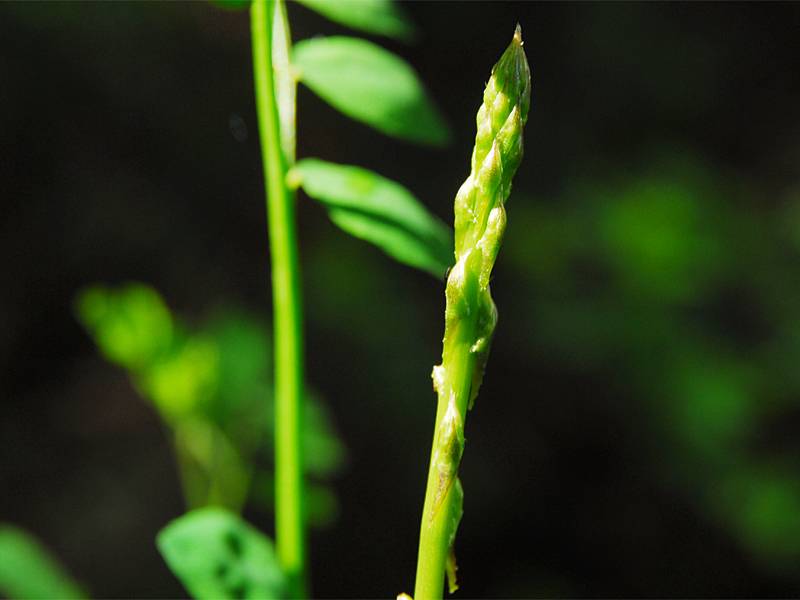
left=0, top=525, right=87, bottom=600
left=205, top=312, right=272, bottom=422
left=303, top=388, right=347, bottom=477
left=292, top=158, right=453, bottom=277
left=293, top=37, right=450, bottom=146
left=295, top=0, right=416, bottom=42
left=173, top=420, right=251, bottom=512
left=157, top=508, right=286, bottom=600
left=140, top=335, right=219, bottom=421
left=75, top=283, right=174, bottom=371
left=209, top=0, right=250, bottom=9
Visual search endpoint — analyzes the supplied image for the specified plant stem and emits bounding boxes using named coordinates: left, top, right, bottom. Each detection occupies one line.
left=414, top=318, right=475, bottom=600
left=251, top=0, right=307, bottom=597
left=413, top=27, right=530, bottom=600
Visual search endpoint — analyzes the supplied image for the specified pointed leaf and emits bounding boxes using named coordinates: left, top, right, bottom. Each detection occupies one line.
left=0, top=525, right=87, bottom=600
left=293, top=158, right=452, bottom=277
left=295, top=0, right=415, bottom=42
left=157, top=508, right=286, bottom=600
left=328, top=208, right=451, bottom=277
left=293, top=37, right=450, bottom=146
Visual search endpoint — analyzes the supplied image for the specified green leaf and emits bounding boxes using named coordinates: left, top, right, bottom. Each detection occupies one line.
left=75, top=283, right=174, bottom=371
left=209, top=0, right=250, bottom=10
left=0, top=525, right=87, bottom=600
left=157, top=508, right=286, bottom=600
left=295, top=0, right=416, bottom=42
left=140, top=335, right=219, bottom=421
left=293, top=37, right=450, bottom=146
left=292, top=158, right=453, bottom=277
left=205, top=312, right=272, bottom=421
left=303, top=388, right=347, bottom=477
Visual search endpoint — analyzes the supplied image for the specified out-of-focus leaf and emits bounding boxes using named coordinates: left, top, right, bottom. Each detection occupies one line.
left=304, top=483, right=340, bottom=528
left=209, top=0, right=250, bottom=9
left=714, top=466, right=800, bottom=566
left=0, top=525, right=87, bottom=600
left=174, top=420, right=251, bottom=512
left=293, top=37, right=450, bottom=146
left=76, top=284, right=348, bottom=521
left=303, top=389, right=347, bottom=477
left=249, top=475, right=339, bottom=528
left=597, top=179, right=725, bottom=304
left=206, top=313, right=271, bottom=418
left=292, top=158, right=452, bottom=277
left=295, top=0, right=416, bottom=42
left=75, top=283, right=174, bottom=370
left=141, top=336, right=219, bottom=421
left=157, top=508, right=286, bottom=600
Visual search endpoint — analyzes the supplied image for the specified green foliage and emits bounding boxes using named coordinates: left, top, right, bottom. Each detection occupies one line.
left=210, top=0, right=251, bottom=10
left=596, top=178, right=726, bottom=303
left=142, top=336, right=219, bottom=421
left=291, top=158, right=452, bottom=277
left=503, top=152, right=800, bottom=578
left=75, top=284, right=345, bottom=520
left=0, top=525, right=86, bottom=600
left=302, top=390, right=347, bottom=477
left=293, top=36, right=450, bottom=146
left=718, top=468, right=800, bottom=566
left=157, top=508, right=286, bottom=600
left=76, top=284, right=173, bottom=371
left=295, top=0, right=416, bottom=42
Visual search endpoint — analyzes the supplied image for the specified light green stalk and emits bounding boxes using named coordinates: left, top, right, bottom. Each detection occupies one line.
left=251, top=0, right=306, bottom=597
left=414, top=26, right=530, bottom=600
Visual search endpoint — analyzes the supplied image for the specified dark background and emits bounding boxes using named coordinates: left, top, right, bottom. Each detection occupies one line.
left=3, top=1, right=800, bottom=597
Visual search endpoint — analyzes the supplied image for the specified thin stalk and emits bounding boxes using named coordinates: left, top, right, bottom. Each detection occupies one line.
left=414, top=27, right=530, bottom=600
left=414, top=323, right=475, bottom=600
left=251, top=0, right=307, bottom=597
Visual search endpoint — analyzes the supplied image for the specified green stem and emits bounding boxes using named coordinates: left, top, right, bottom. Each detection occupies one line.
left=414, top=316, right=475, bottom=600
left=413, top=27, right=530, bottom=600
left=251, top=0, right=306, bottom=597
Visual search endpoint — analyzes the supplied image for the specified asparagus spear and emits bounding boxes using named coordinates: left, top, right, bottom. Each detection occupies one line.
left=414, top=25, right=531, bottom=600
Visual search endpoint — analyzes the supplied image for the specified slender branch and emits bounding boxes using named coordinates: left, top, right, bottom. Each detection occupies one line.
left=251, top=0, right=307, bottom=597
left=414, top=27, right=530, bottom=600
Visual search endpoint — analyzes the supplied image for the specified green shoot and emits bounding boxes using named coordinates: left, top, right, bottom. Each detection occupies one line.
left=413, top=26, right=531, bottom=600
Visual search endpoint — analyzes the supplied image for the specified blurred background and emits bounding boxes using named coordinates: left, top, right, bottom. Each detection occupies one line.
left=3, top=1, right=800, bottom=597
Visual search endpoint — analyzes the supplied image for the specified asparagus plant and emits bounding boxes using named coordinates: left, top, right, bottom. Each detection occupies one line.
left=413, top=26, right=531, bottom=600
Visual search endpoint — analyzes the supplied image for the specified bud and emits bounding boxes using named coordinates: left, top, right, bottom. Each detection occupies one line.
left=418, top=28, right=531, bottom=599
left=439, top=25, right=531, bottom=408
